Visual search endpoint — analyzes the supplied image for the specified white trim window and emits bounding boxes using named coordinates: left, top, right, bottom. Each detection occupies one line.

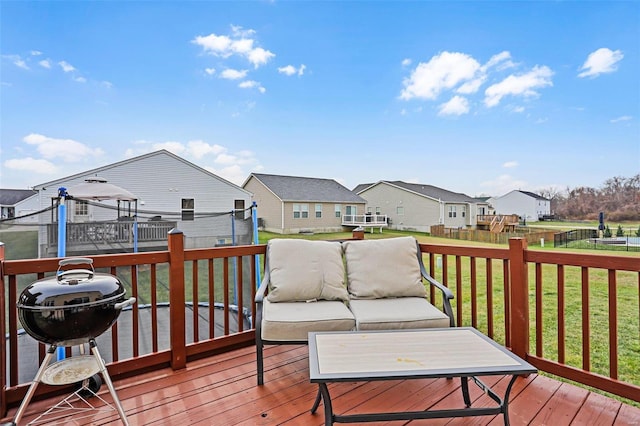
left=448, top=206, right=457, bottom=218
left=396, top=206, right=404, bottom=215
left=334, top=204, right=341, bottom=218
left=182, top=198, right=195, bottom=221
left=74, top=200, right=89, bottom=217
left=293, top=203, right=309, bottom=219
left=315, top=204, right=322, bottom=218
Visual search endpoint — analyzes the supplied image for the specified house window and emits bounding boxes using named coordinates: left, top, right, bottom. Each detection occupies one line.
left=448, top=206, right=457, bottom=218
left=75, top=201, right=89, bottom=216
left=334, top=204, right=341, bottom=218
left=462, top=206, right=466, bottom=218
left=315, top=204, right=322, bottom=218
left=375, top=207, right=381, bottom=215
left=234, top=199, right=245, bottom=219
left=293, top=204, right=309, bottom=219
left=182, top=198, right=195, bottom=221
left=367, top=207, right=373, bottom=214
left=396, top=206, right=404, bottom=215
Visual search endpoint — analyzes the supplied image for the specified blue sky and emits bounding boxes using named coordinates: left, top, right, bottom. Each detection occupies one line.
left=1, top=1, right=638, bottom=197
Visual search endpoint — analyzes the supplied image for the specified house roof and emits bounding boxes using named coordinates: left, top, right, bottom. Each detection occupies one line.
left=32, top=150, right=251, bottom=196
left=247, top=173, right=365, bottom=203
left=517, top=190, right=549, bottom=201
left=357, top=180, right=482, bottom=204
left=0, top=189, right=37, bottom=206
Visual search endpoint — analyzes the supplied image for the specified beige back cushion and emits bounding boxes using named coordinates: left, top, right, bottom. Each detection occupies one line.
left=343, top=236, right=427, bottom=299
left=266, top=239, right=349, bottom=303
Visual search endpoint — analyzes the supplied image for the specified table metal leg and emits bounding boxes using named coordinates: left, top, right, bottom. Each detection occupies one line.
left=501, top=375, right=519, bottom=426
left=311, top=384, right=333, bottom=426
left=461, top=377, right=471, bottom=407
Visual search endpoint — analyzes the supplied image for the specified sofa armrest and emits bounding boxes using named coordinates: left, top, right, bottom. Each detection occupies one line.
left=255, top=269, right=270, bottom=304
left=418, top=254, right=456, bottom=327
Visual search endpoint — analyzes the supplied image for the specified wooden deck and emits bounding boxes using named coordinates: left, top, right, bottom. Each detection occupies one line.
left=3, top=345, right=639, bottom=426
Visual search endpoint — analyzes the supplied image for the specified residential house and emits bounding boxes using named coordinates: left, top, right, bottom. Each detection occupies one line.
left=0, top=189, right=39, bottom=224
left=242, top=173, right=366, bottom=234
left=32, top=150, right=253, bottom=257
left=487, top=190, right=551, bottom=223
left=354, top=181, right=489, bottom=233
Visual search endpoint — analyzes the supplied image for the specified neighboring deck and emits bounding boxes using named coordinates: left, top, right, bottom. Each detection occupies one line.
left=3, top=344, right=639, bottom=425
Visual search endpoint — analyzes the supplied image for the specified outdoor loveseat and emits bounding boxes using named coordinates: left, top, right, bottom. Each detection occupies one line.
left=255, top=236, right=455, bottom=385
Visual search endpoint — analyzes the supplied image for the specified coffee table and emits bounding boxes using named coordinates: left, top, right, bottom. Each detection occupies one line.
left=308, top=327, right=537, bottom=425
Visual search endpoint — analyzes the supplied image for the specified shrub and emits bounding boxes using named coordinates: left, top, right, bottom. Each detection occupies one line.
left=615, top=225, right=624, bottom=237
left=636, top=225, right=640, bottom=237
left=603, top=225, right=612, bottom=238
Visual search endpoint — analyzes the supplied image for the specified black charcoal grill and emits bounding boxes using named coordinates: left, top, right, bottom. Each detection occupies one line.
left=9, top=258, right=135, bottom=426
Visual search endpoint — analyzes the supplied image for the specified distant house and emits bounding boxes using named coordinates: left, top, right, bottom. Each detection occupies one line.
left=32, top=150, right=253, bottom=257
left=354, top=181, right=489, bottom=233
left=0, top=189, right=39, bottom=224
left=487, top=190, right=551, bottom=222
left=242, top=173, right=366, bottom=234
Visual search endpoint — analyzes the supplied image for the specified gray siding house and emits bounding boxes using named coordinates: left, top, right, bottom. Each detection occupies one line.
left=33, top=150, right=253, bottom=257
left=0, top=189, right=39, bottom=224
left=242, top=173, right=366, bottom=234
left=354, top=181, right=489, bottom=233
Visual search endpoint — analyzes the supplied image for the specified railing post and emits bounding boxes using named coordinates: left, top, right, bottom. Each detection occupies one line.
left=508, top=237, right=530, bottom=359
left=0, top=242, right=6, bottom=417
left=168, top=229, right=186, bottom=370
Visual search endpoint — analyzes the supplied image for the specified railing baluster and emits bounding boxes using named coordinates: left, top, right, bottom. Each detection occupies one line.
left=151, top=263, right=158, bottom=353
left=208, top=259, right=215, bottom=339
left=470, top=257, right=477, bottom=328
left=608, top=269, right=618, bottom=379
left=557, top=264, right=565, bottom=364
left=192, top=260, right=199, bottom=343
left=486, top=258, right=494, bottom=339
left=535, top=263, right=543, bottom=357
left=581, top=266, right=590, bottom=371
left=223, top=257, right=230, bottom=336
left=237, top=256, right=244, bottom=332
left=456, top=256, right=463, bottom=325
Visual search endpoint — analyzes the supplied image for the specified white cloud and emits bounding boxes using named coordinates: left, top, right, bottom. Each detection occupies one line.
left=401, top=58, right=412, bottom=67
left=278, top=64, right=306, bottom=76
left=220, top=68, right=248, bottom=80
left=438, top=96, right=469, bottom=116
left=58, top=61, right=76, bottom=73
left=238, top=80, right=265, bottom=93
left=192, top=25, right=275, bottom=69
left=74, top=76, right=86, bottom=83
left=187, top=140, right=226, bottom=159
left=484, top=65, right=553, bottom=107
left=482, top=51, right=516, bottom=72
left=278, top=65, right=296, bottom=76
left=502, top=161, right=519, bottom=168
left=205, top=68, right=216, bottom=75
left=610, top=115, right=632, bottom=123
left=22, top=133, right=105, bottom=162
left=400, top=51, right=481, bottom=100
left=3, top=54, right=29, bottom=70
left=578, top=48, right=623, bottom=78
left=4, top=157, right=57, bottom=174
left=30, top=50, right=42, bottom=56
left=512, top=106, right=525, bottom=113
left=38, top=59, right=51, bottom=69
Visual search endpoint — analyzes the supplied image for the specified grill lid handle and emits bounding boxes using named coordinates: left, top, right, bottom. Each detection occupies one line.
left=115, top=297, right=137, bottom=310
left=59, top=257, right=94, bottom=267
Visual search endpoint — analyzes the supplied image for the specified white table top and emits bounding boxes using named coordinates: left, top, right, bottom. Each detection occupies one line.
left=309, top=328, right=536, bottom=381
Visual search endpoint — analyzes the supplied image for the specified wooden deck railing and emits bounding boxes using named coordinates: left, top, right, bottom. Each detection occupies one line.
left=2, top=234, right=639, bottom=417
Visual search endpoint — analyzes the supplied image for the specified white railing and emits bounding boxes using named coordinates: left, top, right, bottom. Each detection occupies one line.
left=342, top=214, right=388, bottom=232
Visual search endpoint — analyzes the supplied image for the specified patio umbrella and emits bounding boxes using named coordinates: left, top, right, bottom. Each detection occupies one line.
left=67, top=177, right=136, bottom=201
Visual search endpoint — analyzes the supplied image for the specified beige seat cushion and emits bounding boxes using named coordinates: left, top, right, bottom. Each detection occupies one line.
left=261, top=299, right=356, bottom=341
left=266, top=239, right=349, bottom=303
left=343, top=236, right=427, bottom=299
left=349, top=298, right=450, bottom=330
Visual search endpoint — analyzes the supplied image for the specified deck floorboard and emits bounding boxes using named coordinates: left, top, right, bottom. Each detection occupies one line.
left=3, top=344, right=639, bottom=425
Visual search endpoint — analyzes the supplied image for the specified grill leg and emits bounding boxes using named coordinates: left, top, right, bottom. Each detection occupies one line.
left=12, top=345, right=57, bottom=425
left=89, top=339, right=129, bottom=426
